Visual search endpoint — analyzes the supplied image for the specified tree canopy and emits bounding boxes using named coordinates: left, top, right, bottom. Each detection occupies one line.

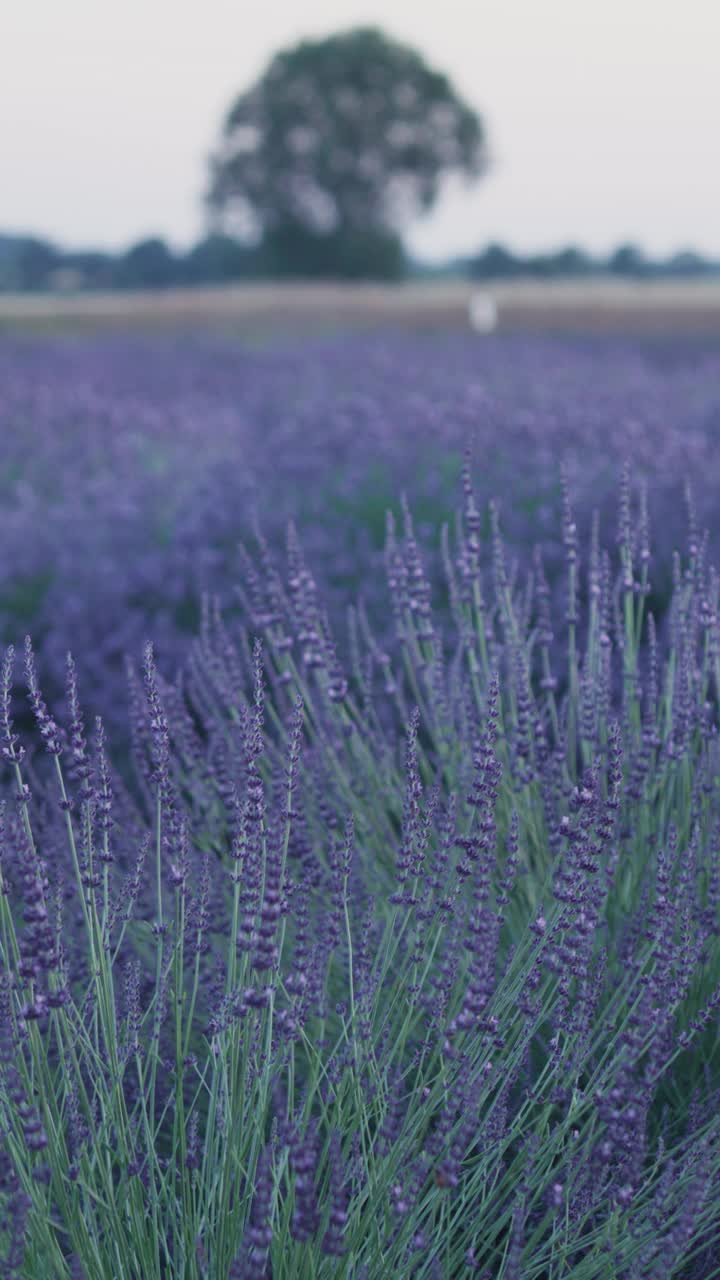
left=207, top=27, right=486, bottom=263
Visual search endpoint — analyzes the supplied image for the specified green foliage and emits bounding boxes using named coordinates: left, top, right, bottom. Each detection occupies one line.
left=207, top=26, right=486, bottom=277
left=0, top=237, right=60, bottom=292
left=608, top=243, right=649, bottom=278
left=260, top=223, right=405, bottom=280
left=181, top=234, right=260, bottom=285
left=114, top=238, right=178, bottom=290
left=467, top=242, right=720, bottom=280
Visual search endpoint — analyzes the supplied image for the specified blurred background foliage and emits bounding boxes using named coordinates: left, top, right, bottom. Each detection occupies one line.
left=4, top=229, right=718, bottom=292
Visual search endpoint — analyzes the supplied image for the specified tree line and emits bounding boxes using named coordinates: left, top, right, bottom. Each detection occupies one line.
left=1, top=231, right=717, bottom=293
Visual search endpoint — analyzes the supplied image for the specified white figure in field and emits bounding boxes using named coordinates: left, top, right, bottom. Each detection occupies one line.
left=468, top=291, right=498, bottom=333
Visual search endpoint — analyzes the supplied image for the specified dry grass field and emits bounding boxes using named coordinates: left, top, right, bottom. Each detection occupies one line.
left=2, top=278, right=720, bottom=338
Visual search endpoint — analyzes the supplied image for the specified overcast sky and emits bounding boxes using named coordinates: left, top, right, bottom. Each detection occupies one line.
left=3, top=0, right=719, bottom=259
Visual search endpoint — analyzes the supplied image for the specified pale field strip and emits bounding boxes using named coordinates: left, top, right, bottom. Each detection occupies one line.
left=2, top=279, right=720, bottom=333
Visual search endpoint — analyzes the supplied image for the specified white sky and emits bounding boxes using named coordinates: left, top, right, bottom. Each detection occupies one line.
left=3, top=0, right=719, bottom=259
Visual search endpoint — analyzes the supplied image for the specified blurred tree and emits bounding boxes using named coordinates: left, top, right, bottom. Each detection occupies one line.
left=0, top=237, right=59, bottom=291
left=207, top=27, right=486, bottom=277
left=542, top=246, right=594, bottom=277
left=116, top=238, right=177, bottom=289
left=525, top=246, right=595, bottom=278
left=664, top=250, right=714, bottom=278
left=61, top=250, right=116, bottom=290
left=182, top=234, right=259, bottom=284
left=470, top=243, right=521, bottom=279
left=608, top=243, right=649, bottom=278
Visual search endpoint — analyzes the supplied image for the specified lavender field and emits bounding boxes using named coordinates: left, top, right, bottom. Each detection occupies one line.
left=2, top=330, right=720, bottom=1278
left=2, top=333, right=720, bottom=729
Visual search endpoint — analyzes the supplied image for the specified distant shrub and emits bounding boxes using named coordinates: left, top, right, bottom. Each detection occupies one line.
left=114, top=238, right=179, bottom=290
left=181, top=235, right=261, bottom=285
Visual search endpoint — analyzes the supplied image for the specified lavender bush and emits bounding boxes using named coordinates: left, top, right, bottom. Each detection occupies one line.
left=1, top=449, right=720, bottom=1278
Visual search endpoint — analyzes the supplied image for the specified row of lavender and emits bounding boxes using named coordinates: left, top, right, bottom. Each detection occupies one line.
left=1, top=444, right=720, bottom=1276
left=2, top=334, right=720, bottom=735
